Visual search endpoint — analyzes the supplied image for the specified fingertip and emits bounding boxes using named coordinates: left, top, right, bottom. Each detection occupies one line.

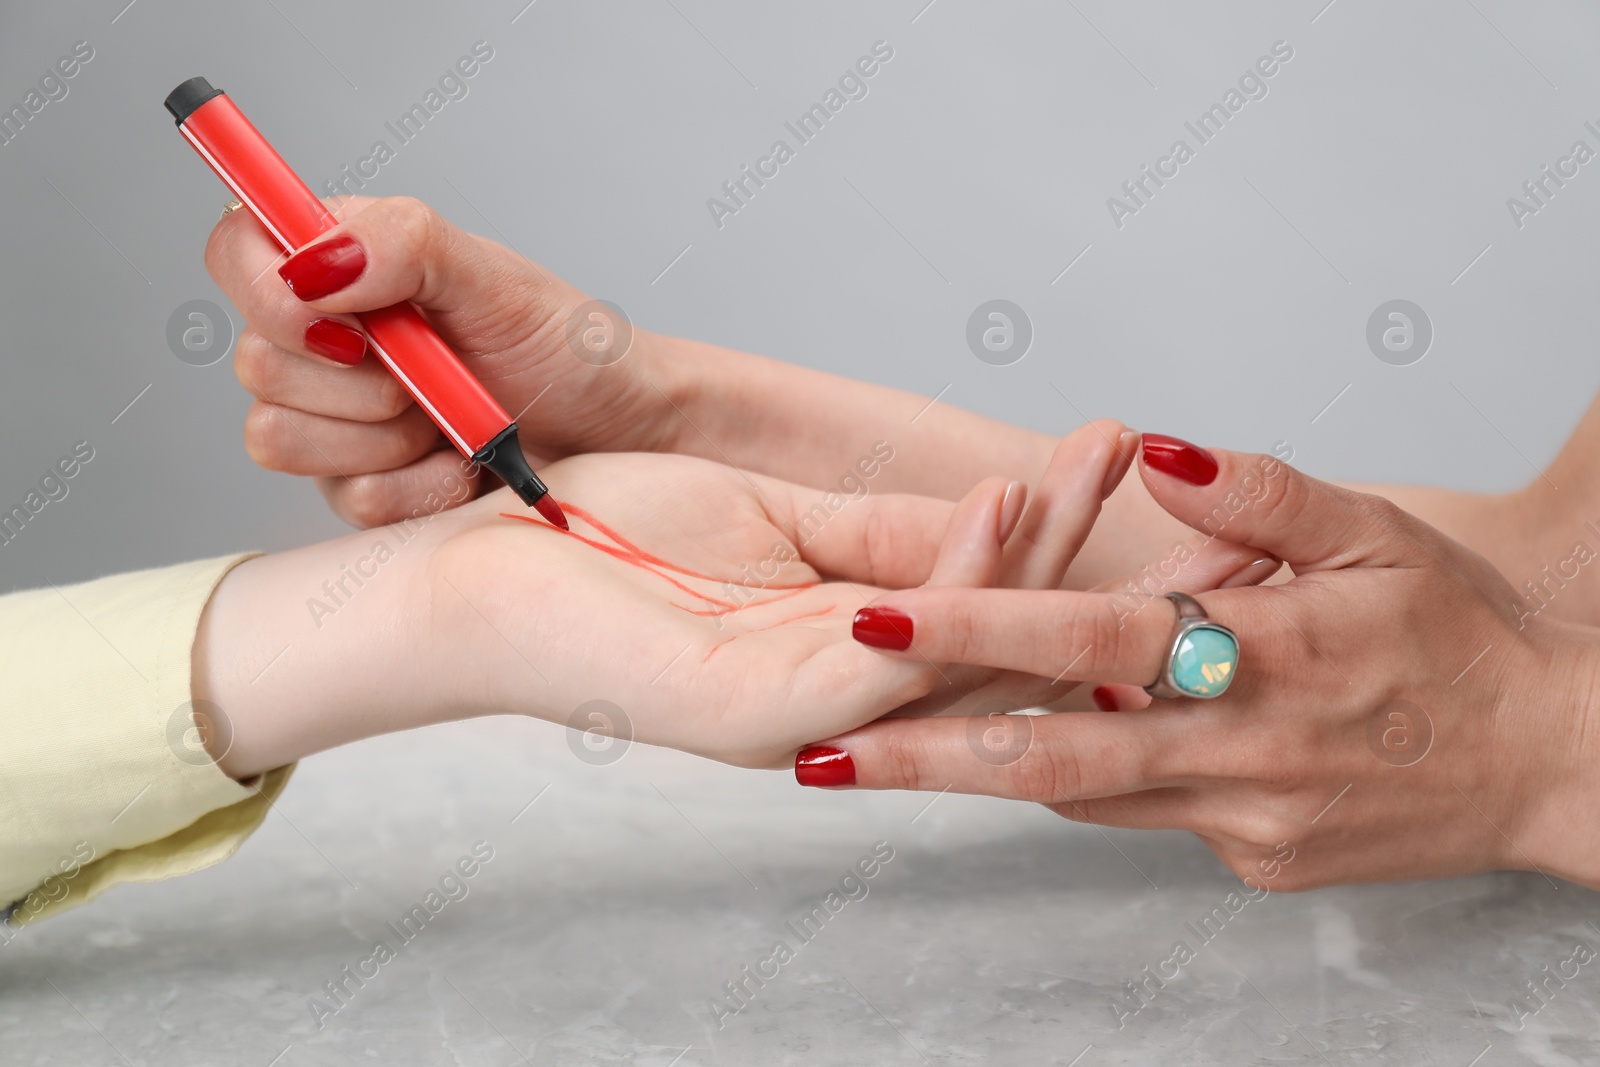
left=303, top=318, right=368, bottom=366
left=1097, top=683, right=1153, bottom=712
left=1101, top=429, right=1141, bottom=497
left=998, top=480, right=1027, bottom=543
left=1219, top=556, right=1282, bottom=588
left=925, top=475, right=1012, bottom=587
left=852, top=605, right=914, bottom=652
left=795, top=745, right=856, bottom=788
left=278, top=234, right=368, bottom=302
left=1141, top=433, right=1219, bottom=487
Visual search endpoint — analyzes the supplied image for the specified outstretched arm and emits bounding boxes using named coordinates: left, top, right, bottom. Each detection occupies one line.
left=208, top=193, right=1576, bottom=607
left=6, top=449, right=977, bottom=925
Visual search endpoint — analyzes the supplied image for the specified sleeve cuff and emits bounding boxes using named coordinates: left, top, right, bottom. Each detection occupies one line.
left=0, top=552, right=295, bottom=925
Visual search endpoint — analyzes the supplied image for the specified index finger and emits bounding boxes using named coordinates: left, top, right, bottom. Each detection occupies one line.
left=205, top=194, right=371, bottom=303
left=1139, top=437, right=1431, bottom=572
left=851, top=585, right=1179, bottom=687
left=205, top=196, right=373, bottom=358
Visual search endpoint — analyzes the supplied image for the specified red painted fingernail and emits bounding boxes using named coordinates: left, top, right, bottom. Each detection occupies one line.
left=303, top=318, right=367, bottom=365
left=853, top=606, right=913, bottom=651
left=795, top=746, right=856, bottom=787
left=1142, top=434, right=1218, bottom=486
left=1091, top=686, right=1121, bottom=712
left=278, top=234, right=366, bottom=300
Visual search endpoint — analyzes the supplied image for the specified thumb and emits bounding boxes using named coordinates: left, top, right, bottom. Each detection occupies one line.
left=1137, top=434, right=1427, bottom=571
left=276, top=196, right=581, bottom=360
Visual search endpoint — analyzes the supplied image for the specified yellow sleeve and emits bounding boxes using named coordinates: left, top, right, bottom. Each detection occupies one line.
left=0, top=554, right=294, bottom=927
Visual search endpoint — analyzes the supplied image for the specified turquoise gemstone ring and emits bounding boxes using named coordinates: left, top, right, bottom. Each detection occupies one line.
left=1144, top=592, right=1239, bottom=700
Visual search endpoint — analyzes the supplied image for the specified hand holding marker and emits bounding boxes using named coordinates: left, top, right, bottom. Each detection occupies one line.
left=163, top=77, right=568, bottom=530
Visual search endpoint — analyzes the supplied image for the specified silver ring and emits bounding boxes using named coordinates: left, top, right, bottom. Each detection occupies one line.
left=1143, top=592, right=1240, bottom=700
left=220, top=199, right=244, bottom=219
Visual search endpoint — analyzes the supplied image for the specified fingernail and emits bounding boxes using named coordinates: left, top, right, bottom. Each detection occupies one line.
left=278, top=234, right=366, bottom=300
left=795, top=746, right=856, bottom=787
left=852, top=606, right=913, bottom=651
left=998, top=480, right=1027, bottom=543
left=1220, top=557, right=1280, bottom=589
left=1142, top=434, right=1218, bottom=486
left=304, top=318, right=367, bottom=365
left=1102, top=430, right=1141, bottom=496
left=1091, top=686, right=1121, bottom=712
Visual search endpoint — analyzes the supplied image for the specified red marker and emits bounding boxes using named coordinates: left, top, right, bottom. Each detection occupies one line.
left=163, top=77, right=568, bottom=530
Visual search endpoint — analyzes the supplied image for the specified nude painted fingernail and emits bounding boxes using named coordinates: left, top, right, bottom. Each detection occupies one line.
left=998, top=480, right=1027, bottom=543
left=1220, top=557, right=1280, bottom=589
left=1102, top=431, right=1141, bottom=496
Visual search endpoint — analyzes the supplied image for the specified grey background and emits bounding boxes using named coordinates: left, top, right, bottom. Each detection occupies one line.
left=5, top=1, right=1600, bottom=1065
left=5, top=0, right=1599, bottom=589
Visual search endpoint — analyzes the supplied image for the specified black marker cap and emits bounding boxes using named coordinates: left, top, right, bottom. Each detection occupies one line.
left=164, top=77, right=224, bottom=125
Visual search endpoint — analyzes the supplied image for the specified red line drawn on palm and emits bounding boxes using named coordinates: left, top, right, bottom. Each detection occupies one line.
left=499, top=504, right=841, bottom=663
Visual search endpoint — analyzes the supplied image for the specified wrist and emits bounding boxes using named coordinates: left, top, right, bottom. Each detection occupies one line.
left=192, top=522, right=446, bottom=779
left=1512, top=623, right=1600, bottom=887
left=1487, top=481, right=1599, bottom=627
left=636, top=328, right=716, bottom=456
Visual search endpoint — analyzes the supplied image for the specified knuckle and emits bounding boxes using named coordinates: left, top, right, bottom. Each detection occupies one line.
left=1009, top=741, right=1079, bottom=804
left=865, top=503, right=941, bottom=588
left=1253, top=453, right=1310, bottom=524
left=1348, top=492, right=1418, bottom=549
left=1211, top=838, right=1303, bottom=891
left=232, top=331, right=275, bottom=397
left=242, top=404, right=295, bottom=471
left=859, top=503, right=885, bottom=584
left=388, top=195, right=445, bottom=257
left=393, top=405, right=444, bottom=452
left=1240, top=602, right=1312, bottom=677
left=203, top=212, right=247, bottom=285
left=1352, top=491, right=1403, bottom=526
left=392, top=197, right=459, bottom=306
left=202, top=222, right=229, bottom=283
left=1263, top=866, right=1315, bottom=893
left=371, top=371, right=412, bottom=421
left=1055, top=600, right=1125, bottom=680
left=330, top=474, right=395, bottom=529
left=1083, top=602, right=1128, bottom=672
left=1226, top=807, right=1299, bottom=852
left=937, top=599, right=987, bottom=663
left=876, top=734, right=945, bottom=793
left=1219, top=851, right=1263, bottom=883
left=1242, top=742, right=1308, bottom=793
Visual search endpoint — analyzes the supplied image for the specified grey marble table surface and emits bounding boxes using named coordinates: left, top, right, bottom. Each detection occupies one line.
left=3, top=715, right=1595, bottom=1067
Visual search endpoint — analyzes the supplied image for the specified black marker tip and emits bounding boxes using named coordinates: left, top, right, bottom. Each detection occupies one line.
left=472, top=425, right=562, bottom=525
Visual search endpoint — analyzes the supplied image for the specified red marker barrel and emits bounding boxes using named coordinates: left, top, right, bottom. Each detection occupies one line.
left=164, top=77, right=560, bottom=523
